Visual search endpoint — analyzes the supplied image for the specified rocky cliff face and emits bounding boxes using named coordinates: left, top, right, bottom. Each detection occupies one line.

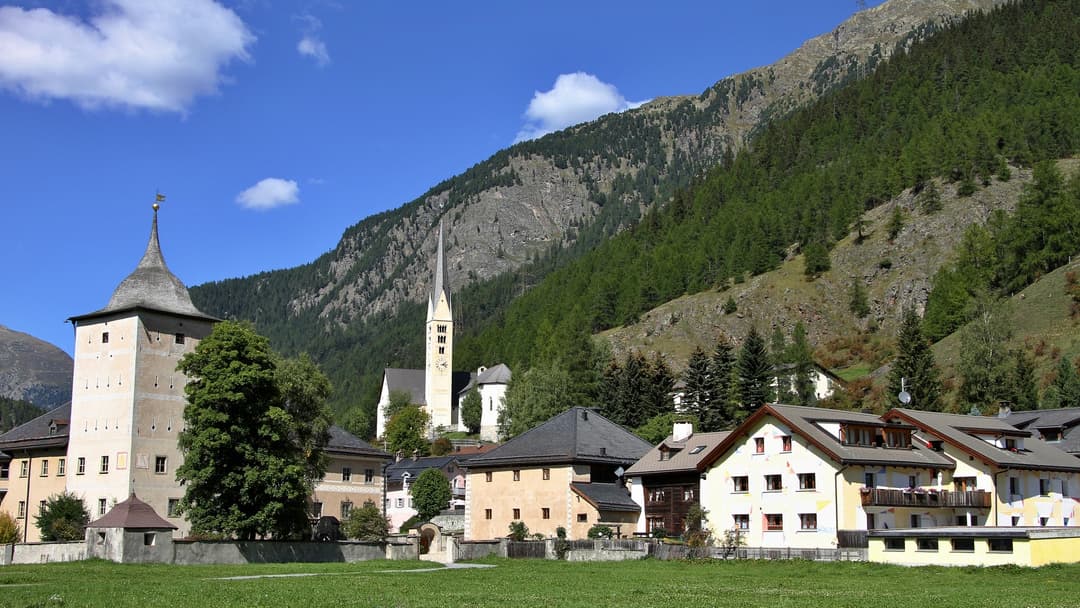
left=0, top=324, right=72, bottom=409
left=194, top=0, right=1007, bottom=333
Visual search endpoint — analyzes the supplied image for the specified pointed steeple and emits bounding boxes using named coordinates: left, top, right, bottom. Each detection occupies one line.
left=70, top=203, right=215, bottom=322
left=428, top=222, right=451, bottom=317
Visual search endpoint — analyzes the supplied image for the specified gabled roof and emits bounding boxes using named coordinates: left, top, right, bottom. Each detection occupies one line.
left=626, top=430, right=731, bottom=476
left=386, top=455, right=460, bottom=480
left=885, top=408, right=1080, bottom=473
left=0, top=403, right=70, bottom=452
left=88, top=494, right=176, bottom=530
left=462, top=407, right=652, bottom=468
left=571, top=482, right=640, bottom=513
left=1005, top=408, right=1080, bottom=455
left=700, top=404, right=955, bottom=471
left=326, top=426, right=391, bottom=459
left=477, top=364, right=512, bottom=385
left=69, top=208, right=215, bottom=323
left=383, top=368, right=427, bottom=405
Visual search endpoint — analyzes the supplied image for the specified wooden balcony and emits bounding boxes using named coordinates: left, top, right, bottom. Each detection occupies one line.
left=860, top=488, right=991, bottom=509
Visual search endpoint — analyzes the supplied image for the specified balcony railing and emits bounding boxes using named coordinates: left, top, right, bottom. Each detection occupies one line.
left=860, top=488, right=991, bottom=508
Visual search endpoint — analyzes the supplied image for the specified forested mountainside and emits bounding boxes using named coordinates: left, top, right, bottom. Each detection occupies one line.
left=190, top=0, right=1029, bottom=433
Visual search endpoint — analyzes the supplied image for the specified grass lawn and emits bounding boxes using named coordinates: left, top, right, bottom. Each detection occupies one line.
left=2, top=558, right=1079, bottom=608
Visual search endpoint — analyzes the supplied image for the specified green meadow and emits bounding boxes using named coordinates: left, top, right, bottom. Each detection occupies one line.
left=1, top=558, right=1077, bottom=608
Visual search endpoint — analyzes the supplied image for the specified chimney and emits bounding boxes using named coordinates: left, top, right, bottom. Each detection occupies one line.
left=581, top=409, right=588, bottom=421
left=673, top=421, right=693, bottom=443
left=395, top=450, right=403, bottom=462
left=998, top=401, right=1012, bottom=419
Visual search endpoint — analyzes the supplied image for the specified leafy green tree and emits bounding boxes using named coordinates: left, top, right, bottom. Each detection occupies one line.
left=276, top=354, right=333, bottom=485
left=461, top=387, right=482, bottom=434
left=1052, top=357, right=1080, bottom=409
left=769, top=327, right=791, bottom=403
left=957, top=297, right=1013, bottom=410
left=34, top=492, right=90, bottom=541
left=430, top=437, right=453, bottom=456
left=634, top=412, right=699, bottom=444
left=410, top=468, right=452, bottom=521
left=788, top=321, right=816, bottom=406
left=849, top=279, right=870, bottom=318
left=803, top=241, right=831, bottom=277
left=507, top=521, right=530, bottom=541
left=737, top=327, right=771, bottom=414
left=342, top=501, right=389, bottom=541
left=500, top=365, right=571, bottom=439
left=385, top=405, right=431, bottom=457
left=887, top=205, right=905, bottom=241
left=0, top=511, right=19, bottom=544
left=919, top=180, right=942, bottom=213
left=384, top=389, right=415, bottom=421
left=176, top=321, right=328, bottom=539
left=887, top=307, right=943, bottom=411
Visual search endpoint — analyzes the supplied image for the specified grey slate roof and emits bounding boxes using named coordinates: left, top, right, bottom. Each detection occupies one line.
left=0, top=403, right=70, bottom=452
left=702, top=404, right=955, bottom=470
left=326, top=425, right=391, bottom=459
left=385, top=455, right=459, bottom=480
left=571, top=482, right=640, bottom=513
left=384, top=368, right=474, bottom=406
left=1004, top=408, right=1080, bottom=455
left=88, top=494, right=176, bottom=530
left=69, top=208, right=215, bottom=323
left=626, top=430, right=731, bottom=476
left=477, top=364, right=511, bottom=385
left=888, top=408, right=1080, bottom=473
left=462, top=407, right=652, bottom=468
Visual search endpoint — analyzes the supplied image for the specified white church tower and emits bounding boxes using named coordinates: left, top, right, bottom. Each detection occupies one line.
left=424, top=223, right=455, bottom=430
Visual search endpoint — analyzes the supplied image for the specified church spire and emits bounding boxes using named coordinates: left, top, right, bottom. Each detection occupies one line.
left=429, top=222, right=451, bottom=318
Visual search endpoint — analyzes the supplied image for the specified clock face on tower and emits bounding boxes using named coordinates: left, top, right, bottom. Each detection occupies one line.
left=435, top=358, right=448, bottom=372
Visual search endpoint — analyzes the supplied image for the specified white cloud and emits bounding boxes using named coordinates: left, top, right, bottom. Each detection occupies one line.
left=236, top=178, right=300, bottom=210
left=295, top=14, right=329, bottom=67
left=514, top=72, right=647, bottom=143
left=0, top=0, right=254, bottom=113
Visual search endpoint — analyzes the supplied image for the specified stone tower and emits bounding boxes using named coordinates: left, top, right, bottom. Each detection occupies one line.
left=65, top=205, right=216, bottom=537
left=424, top=223, right=454, bottom=430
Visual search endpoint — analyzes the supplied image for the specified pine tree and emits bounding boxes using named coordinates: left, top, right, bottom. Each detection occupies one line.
left=788, top=321, right=816, bottom=406
left=682, top=347, right=714, bottom=423
left=708, top=335, right=737, bottom=431
left=645, top=353, right=676, bottom=420
left=737, top=327, right=772, bottom=415
left=887, top=307, right=943, bottom=411
left=957, top=296, right=1013, bottom=410
left=887, top=205, right=905, bottom=241
left=1007, top=349, right=1039, bottom=411
left=849, top=279, right=870, bottom=318
left=1052, top=357, right=1080, bottom=409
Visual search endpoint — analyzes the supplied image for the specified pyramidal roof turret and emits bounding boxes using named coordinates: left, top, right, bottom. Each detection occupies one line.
left=70, top=204, right=216, bottom=323
left=428, top=221, right=451, bottom=317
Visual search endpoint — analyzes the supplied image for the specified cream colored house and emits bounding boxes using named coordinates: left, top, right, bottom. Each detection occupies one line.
left=309, top=427, right=392, bottom=526
left=464, top=408, right=651, bottom=540
left=884, top=408, right=1080, bottom=528
left=0, top=404, right=72, bottom=542
left=869, top=526, right=1080, bottom=567
left=699, top=404, right=958, bottom=549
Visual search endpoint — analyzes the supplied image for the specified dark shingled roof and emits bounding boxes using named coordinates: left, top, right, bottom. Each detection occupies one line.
left=69, top=208, right=215, bottom=323
left=386, top=455, right=459, bottom=480
left=88, top=494, right=176, bottom=530
left=384, top=368, right=473, bottom=406
left=626, top=430, right=731, bottom=476
left=886, top=408, right=1080, bottom=473
left=462, top=407, right=652, bottom=468
left=0, top=403, right=70, bottom=452
left=326, top=426, right=391, bottom=459
left=1005, top=408, right=1080, bottom=455
left=571, top=482, right=640, bottom=513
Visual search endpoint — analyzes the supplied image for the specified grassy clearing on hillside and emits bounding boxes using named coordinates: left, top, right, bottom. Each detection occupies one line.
left=2, top=558, right=1079, bottom=608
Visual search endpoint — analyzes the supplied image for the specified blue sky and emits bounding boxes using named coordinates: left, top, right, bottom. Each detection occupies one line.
left=0, top=0, right=881, bottom=356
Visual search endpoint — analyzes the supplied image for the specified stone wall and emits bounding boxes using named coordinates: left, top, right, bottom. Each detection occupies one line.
left=10, top=542, right=86, bottom=564
left=452, top=539, right=502, bottom=561
left=171, top=540, right=386, bottom=565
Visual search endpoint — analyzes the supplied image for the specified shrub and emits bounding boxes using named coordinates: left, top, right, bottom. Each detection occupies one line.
left=342, top=501, right=389, bottom=541
left=35, top=492, right=90, bottom=541
left=0, top=511, right=20, bottom=544
left=722, top=296, right=737, bottom=315
left=650, top=527, right=667, bottom=539
left=507, top=521, right=530, bottom=541
left=587, top=525, right=613, bottom=539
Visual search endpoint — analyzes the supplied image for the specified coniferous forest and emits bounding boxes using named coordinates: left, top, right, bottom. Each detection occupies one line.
left=191, top=0, right=1080, bottom=437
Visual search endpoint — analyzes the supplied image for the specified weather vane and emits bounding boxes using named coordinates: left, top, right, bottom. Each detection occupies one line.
left=154, top=191, right=166, bottom=211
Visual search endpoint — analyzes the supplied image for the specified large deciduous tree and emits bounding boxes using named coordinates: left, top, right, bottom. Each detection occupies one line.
left=176, top=320, right=332, bottom=540
left=385, top=405, right=431, bottom=457
left=410, top=468, right=452, bottom=521
left=461, top=387, right=482, bottom=434
left=499, top=365, right=571, bottom=439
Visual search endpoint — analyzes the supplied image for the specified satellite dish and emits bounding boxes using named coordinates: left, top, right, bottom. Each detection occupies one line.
left=614, top=466, right=625, bottom=478
left=898, top=391, right=912, bottom=404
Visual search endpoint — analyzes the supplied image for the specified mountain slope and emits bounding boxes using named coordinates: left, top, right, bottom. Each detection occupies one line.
left=0, top=324, right=72, bottom=409
left=190, top=0, right=1006, bottom=423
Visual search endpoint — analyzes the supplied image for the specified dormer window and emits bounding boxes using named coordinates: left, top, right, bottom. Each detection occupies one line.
left=1043, top=430, right=1062, bottom=442
left=842, top=425, right=874, bottom=447
left=884, top=429, right=911, bottom=449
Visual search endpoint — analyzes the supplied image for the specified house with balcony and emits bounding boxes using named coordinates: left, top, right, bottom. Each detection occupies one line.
left=463, top=407, right=651, bottom=540
left=699, top=404, right=958, bottom=549
left=884, top=408, right=1080, bottom=527
left=625, top=422, right=729, bottom=536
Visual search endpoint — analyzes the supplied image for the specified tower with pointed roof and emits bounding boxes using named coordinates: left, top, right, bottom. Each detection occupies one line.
left=425, top=223, right=455, bottom=431
left=65, top=204, right=216, bottom=537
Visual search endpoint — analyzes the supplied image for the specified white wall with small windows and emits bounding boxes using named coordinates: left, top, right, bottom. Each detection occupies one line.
left=701, top=418, right=838, bottom=549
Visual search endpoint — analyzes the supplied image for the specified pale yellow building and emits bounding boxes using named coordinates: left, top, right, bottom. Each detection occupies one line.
left=464, top=408, right=650, bottom=540
left=699, top=404, right=962, bottom=549
left=884, top=408, right=1080, bottom=528
left=310, top=427, right=392, bottom=524
left=0, top=405, right=72, bottom=542
left=869, top=526, right=1080, bottom=567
